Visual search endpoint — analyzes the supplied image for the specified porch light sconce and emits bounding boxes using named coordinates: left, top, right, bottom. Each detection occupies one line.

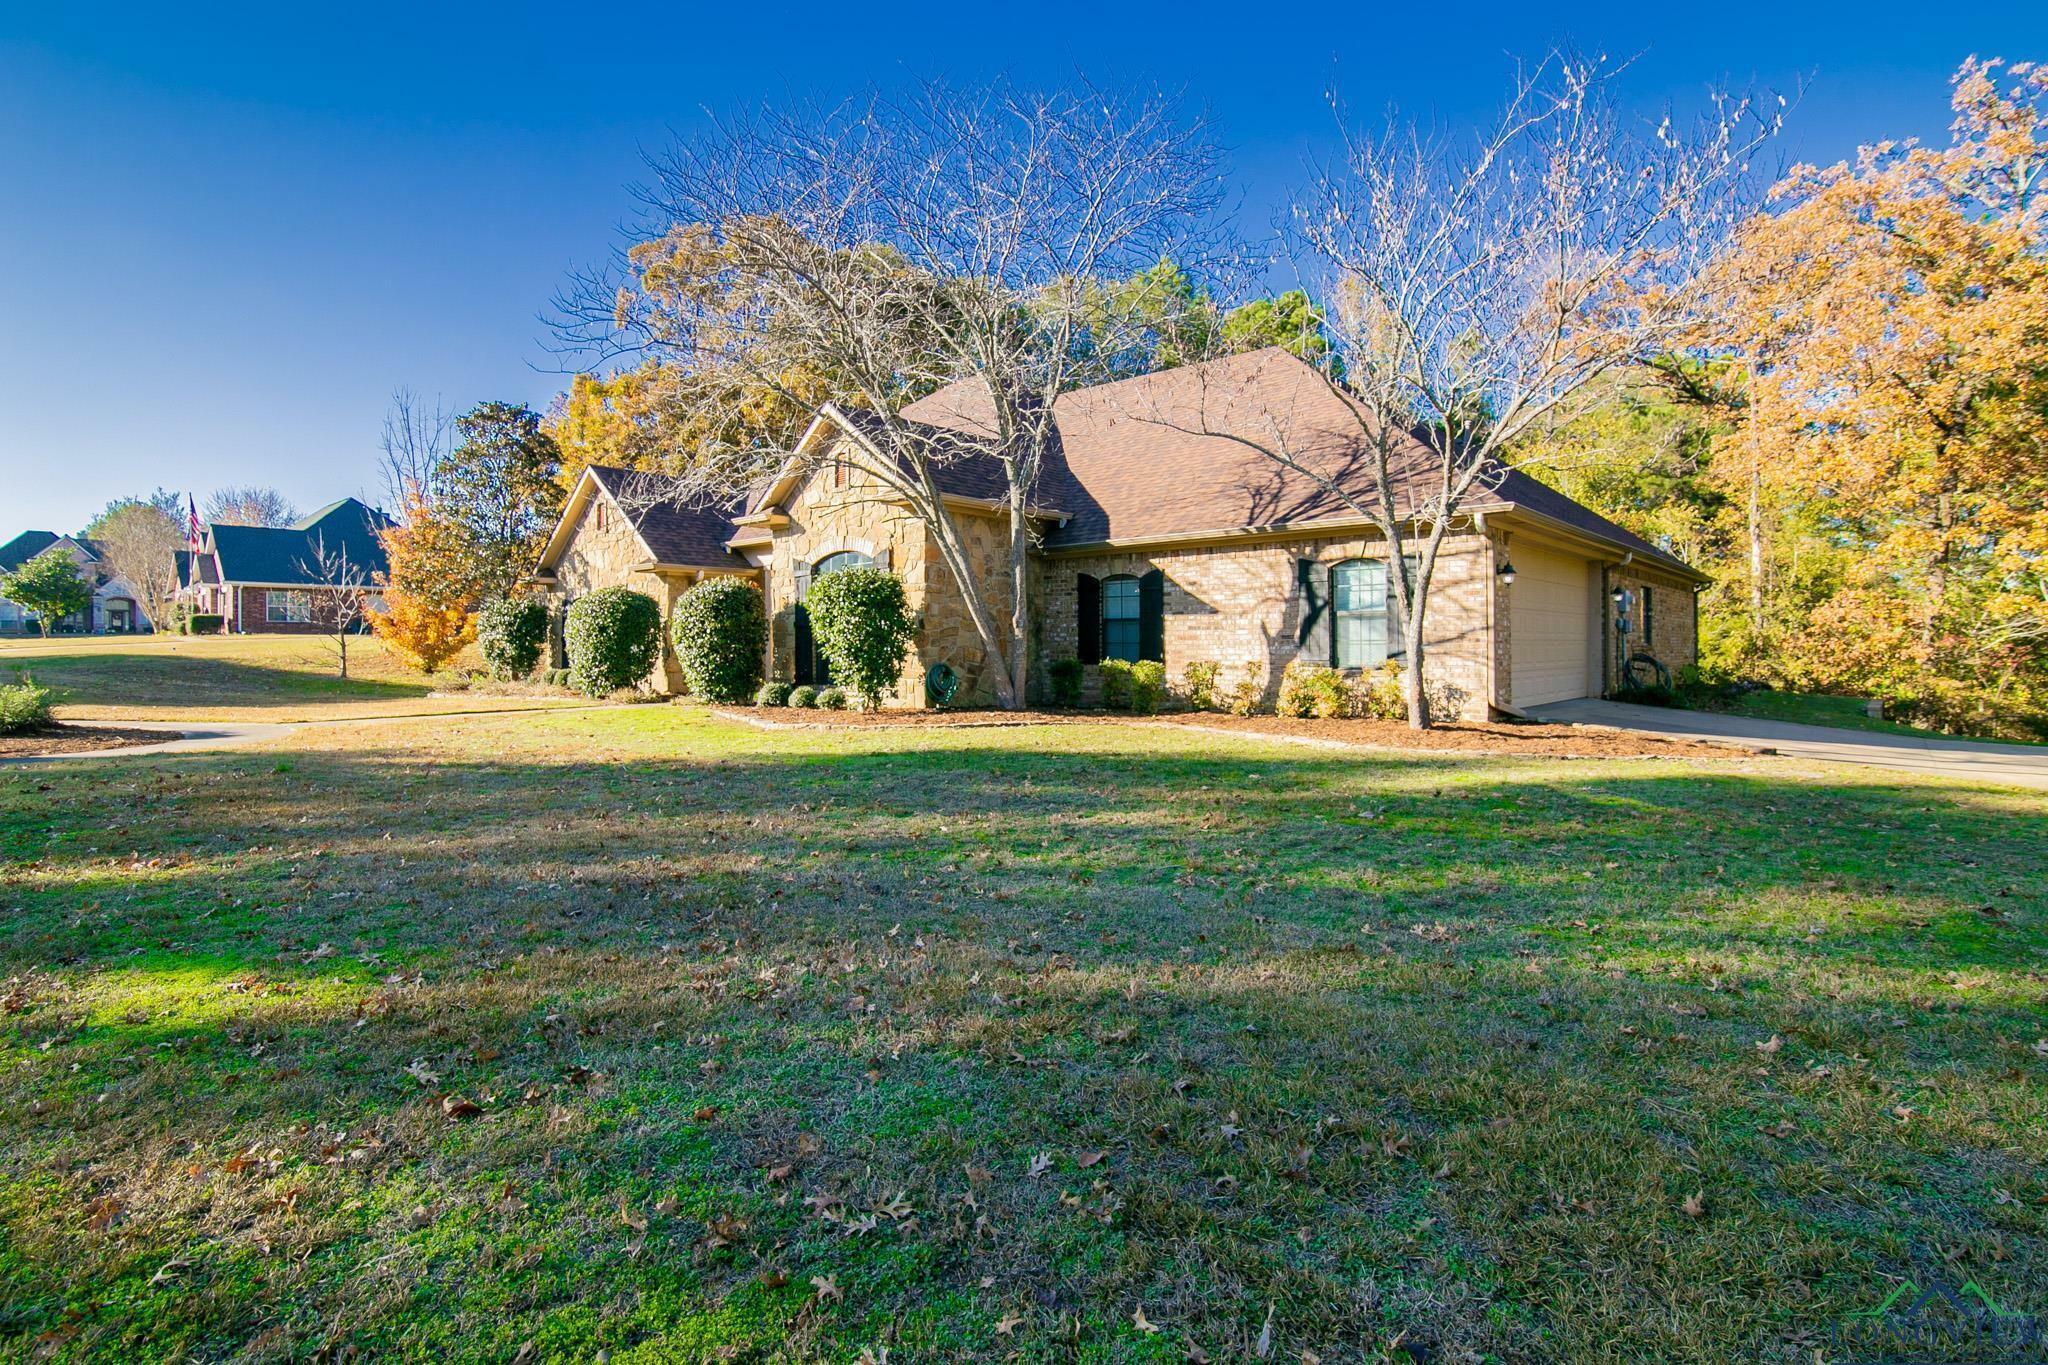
left=1497, top=558, right=1517, bottom=586
left=1610, top=587, right=1628, bottom=606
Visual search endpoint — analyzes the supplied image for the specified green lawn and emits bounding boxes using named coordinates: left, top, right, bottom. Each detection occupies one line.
left=0, top=634, right=577, bottom=722
left=1, top=708, right=2043, bottom=1362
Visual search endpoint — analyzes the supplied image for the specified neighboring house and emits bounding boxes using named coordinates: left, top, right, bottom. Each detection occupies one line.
left=532, top=349, right=1704, bottom=712
left=0, top=530, right=152, bottom=634
left=177, top=498, right=394, bottom=633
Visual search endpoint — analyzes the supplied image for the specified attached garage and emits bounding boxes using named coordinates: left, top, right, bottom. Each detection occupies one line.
left=1510, top=543, right=1596, bottom=706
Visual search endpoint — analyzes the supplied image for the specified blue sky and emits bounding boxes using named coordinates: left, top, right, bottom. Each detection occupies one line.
left=4, top=2, right=2046, bottom=533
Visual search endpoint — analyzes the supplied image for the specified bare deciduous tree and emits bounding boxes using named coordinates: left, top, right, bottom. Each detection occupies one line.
left=554, top=78, right=1225, bottom=709
left=85, top=495, right=183, bottom=631
left=297, top=534, right=370, bottom=679
left=379, top=386, right=454, bottom=508
left=204, top=486, right=298, bottom=528
left=1154, top=52, right=1782, bottom=726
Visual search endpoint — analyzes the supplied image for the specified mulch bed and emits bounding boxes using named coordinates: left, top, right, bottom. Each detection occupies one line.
left=715, top=706, right=1760, bottom=759
left=0, top=725, right=166, bottom=758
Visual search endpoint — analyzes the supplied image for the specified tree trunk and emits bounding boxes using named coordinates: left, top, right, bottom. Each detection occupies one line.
left=1005, top=498, right=1030, bottom=710
left=1748, top=468, right=1765, bottom=642
left=1405, top=596, right=1432, bottom=730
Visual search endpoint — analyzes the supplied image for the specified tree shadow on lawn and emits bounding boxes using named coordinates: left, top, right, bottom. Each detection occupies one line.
left=6, top=650, right=433, bottom=712
left=1, top=736, right=2044, bottom=1362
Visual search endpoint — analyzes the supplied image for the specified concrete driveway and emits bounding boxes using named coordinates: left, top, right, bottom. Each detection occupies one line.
left=1529, top=699, right=2048, bottom=792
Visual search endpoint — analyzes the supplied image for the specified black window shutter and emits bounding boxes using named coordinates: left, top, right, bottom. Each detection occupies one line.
left=1139, top=569, right=1165, bottom=663
left=1295, top=558, right=1327, bottom=652
left=1076, top=573, right=1101, bottom=664
left=793, top=605, right=815, bottom=686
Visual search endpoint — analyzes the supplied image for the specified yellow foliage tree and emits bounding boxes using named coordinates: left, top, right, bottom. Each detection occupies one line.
left=369, top=490, right=479, bottom=672
left=1691, top=57, right=2048, bottom=734
left=370, top=587, right=475, bottom=674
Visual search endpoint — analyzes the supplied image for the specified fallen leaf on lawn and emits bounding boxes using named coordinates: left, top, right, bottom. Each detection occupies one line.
left=2033, top=1038, right=2048, bottom=1057
left=811, top=1273, right=842, bottom=1303
left=692, top=1105, right=719, bottom=1122
left=1027, top=1151, right=1052, bottom=1180
left=1756, top=1035, right=1782, bottom=1056
left=1134, top=1306, right=1160, bottom=1334
left=758, top=1268, right=788, bottom=1289
left=995, top=1313, right=1024, bottom=1337
left=1077, top=1150, right=1106, bottom=1168
left=85, top=1195, right=122, bottom=1231
left=441, top=1094, right=482, bottom=1120
left=1892, top=1105, right=1915, bottom=1122
left=1762, top=1120, right=1797, bottom=1139
left=1255, top=1304, right=1275, bottom=1358
left=404, top=1059, right=441, bottom=1086
left=766, top=1164, right=793, bottom=1183
left=1681, top=1191, right=1706, bottom=1218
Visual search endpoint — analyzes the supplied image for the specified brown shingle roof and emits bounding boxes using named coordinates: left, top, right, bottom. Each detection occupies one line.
left=588, top=466, right=744, bottom=567
left=898, top=348, right=1698, bottom=575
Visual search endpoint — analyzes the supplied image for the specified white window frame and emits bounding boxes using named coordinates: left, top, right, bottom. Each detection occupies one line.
left=267, top=590, right=312, bottom=624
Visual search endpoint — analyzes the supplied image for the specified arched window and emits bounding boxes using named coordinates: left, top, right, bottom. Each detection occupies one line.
left=812, top=550, right=872, bottom=579
left=1331, top=558, right=1389, bottom=669
left=794, top=551, right=877, bottom=687
left=1101, top=574, right=1142, bottom=662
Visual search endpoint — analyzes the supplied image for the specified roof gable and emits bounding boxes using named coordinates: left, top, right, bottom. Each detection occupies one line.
left=536, top=467, right=744, bottom=573
left=208, top=500, right=394, bottom=586
left=0, top=531, right=60, bottom=574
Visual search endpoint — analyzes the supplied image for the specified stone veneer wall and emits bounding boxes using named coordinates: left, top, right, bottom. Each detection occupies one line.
left=918, top=503, right=1017, bottom=706
left=763, top=440, right=934, bottom=705
left=548, top=493, right=701, bottom=693
left=1032, top=532, right=1495, bottom=718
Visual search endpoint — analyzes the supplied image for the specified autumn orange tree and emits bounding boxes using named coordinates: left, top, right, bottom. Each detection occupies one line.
left=369, top=489, right=478, bottom=673
left=1695, top=57, right=2048, bottom=735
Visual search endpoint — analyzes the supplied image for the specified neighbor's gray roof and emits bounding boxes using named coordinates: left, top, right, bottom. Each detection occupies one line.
left=0, top=531, right=60, bottom=574
left=208, top=499, right=395, bottom=585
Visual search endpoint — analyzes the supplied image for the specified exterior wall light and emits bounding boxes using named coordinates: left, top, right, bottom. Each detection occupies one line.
left=1497, top=559, right=1517, bottom=585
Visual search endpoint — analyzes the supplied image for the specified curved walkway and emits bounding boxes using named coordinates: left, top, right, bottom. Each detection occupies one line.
left=1529, top=699, right=2048, bottom=791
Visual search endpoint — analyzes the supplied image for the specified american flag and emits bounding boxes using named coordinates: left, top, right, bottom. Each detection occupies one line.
left=187, top=495, right=201, bottom=552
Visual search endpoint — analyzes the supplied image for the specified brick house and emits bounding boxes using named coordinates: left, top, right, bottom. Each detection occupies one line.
left=533, top=349, right=1704, bottom=712
left=178, top=498, right=393, bottom=633
left=0, top=531, right=152, bottom=634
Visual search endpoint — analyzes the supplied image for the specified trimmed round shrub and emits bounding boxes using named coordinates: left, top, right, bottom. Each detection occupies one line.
left=564, top=587, right=663, bottom=697
left=0, top=676, right=53, bottom=735
left=670, top=577, right=766, bottom=703
left=788, top=685, right=819, bottom=709
left=1277, top=659, right=1346, bottom=718
left=1181, top=661, right=1220, bottom=711
left=1048, top=658, right=1084, bottom=707
left=802, top=567, right=916, bottom=710
left=755, top=680, right=793, bottom=707
left=476, top=596, right=550, bottom=680
left=1130, top=660, right=1166, bottom=715
left=1098, top=659, right=1135, bottom=710
left=816, top=686, right=848, bottom=710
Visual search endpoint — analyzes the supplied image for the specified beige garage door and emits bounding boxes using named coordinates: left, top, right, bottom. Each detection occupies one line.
left=1511, top=544, right=1595, bottom=706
